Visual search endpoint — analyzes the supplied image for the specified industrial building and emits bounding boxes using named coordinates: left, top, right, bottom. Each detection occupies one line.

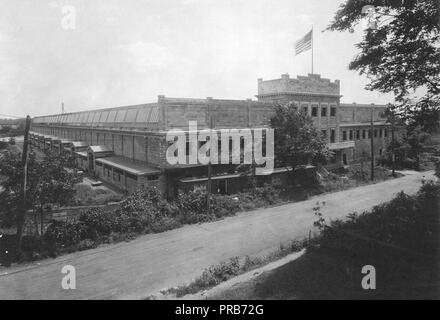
left=30, top=73, right=390, bottom=196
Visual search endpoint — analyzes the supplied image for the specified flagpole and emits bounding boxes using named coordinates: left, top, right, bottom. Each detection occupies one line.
left=311, top=25, right=314, bottom=74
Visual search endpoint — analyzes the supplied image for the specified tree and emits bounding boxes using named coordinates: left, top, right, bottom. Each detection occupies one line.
left=405, top=126, right=430, bottom=170
left=328, top=0, right=440, bottom=128
left=269, top=103, right=333, bottom=172
left=380, top=123, right=430, bottom=170
left=0, top=149, right=81, bottom=236
left=435, top=160, right=440, bottom=179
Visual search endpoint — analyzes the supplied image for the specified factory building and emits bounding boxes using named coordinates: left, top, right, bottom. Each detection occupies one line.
left=30, top=73, right=390, bottom=196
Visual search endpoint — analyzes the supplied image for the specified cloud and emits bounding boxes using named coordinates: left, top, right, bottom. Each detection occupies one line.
left=119, top=41, right=175, bottom=69
left=295, top=13, right=312, bottom=24
left=181, top=0, right=202, bottom=5
left=0, top=32, right=11, bottom=42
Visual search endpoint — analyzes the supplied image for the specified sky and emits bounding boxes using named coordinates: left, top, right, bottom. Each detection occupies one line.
left=0, top=0, right=394, bottom=118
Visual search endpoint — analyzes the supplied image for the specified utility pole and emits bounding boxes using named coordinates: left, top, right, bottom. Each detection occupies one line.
left=384, top=104, right=396, bottom=177
left=206, top=104, right=213, bottom=216
left=16, top=115, right=31, bottom=257
left=391, top=119, right=396, bottom=177
left=370, top=104, right=375, bottom=181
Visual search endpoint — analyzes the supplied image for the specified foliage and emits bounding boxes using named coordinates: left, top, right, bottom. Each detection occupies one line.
left=380, top=125, right=431, bottom=170
left=328, top=1, right=440, bottom=118
left=78, top=208, right=115, bottom=240
left=435, top=160, right=440, bottom=179
left=269, top=103, right=333, bottom=170
left=44, top=219, right=87, bottom=248
left=318, top=181, right=440, bottom=270
left=0, top=149, right=82, bottom=230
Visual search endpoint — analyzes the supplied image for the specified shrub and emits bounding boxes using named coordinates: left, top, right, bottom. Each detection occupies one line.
left=150, top=216, right=181, bottom=233
left=251, top=183, right=281, bottom=205
left=176, top=188, right=208, bottom=216
left=79, top=208, right=115, bottom=239
left=44, top=219, right=87, bottom=248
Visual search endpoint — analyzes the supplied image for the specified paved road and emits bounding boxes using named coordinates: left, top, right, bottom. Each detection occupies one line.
left=0, top=171, right=434, bottom=299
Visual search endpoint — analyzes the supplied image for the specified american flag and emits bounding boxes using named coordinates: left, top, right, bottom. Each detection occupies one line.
left=295, top=29, right=313, bottom=55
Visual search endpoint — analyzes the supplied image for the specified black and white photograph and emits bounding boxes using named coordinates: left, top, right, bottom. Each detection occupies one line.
left=0, top=0, right=439, bottom=306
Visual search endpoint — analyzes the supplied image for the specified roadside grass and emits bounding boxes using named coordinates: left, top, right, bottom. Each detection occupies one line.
left=156, top=239, right=307, bottom=298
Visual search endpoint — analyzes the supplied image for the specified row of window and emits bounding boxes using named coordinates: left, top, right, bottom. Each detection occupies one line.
left=170, top=135, right=267, bottom=158
left=299, top=105, right=337, bottom=117
left=341, top=128, right=388, bottom=141
left=321, top=129, right=336, bottom=143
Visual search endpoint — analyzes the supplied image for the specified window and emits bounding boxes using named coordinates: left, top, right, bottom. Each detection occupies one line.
left=107, top=110, right=117, bottom=123
left=330, top=106, right=336, bottom=117
left=368, top=130, right=371, bottom=138
left=321, top=130, right=327, bottom=140
left=321, top=106, right=327, bottom=117
left=115, top=110, right=127, bottom=122
left=186, top=141, right=190, bottom=157
left=342, top=131, right=347, bottom=141
left=374, top=129, right=378, bottom=138
left=362, top=130, right=366, bottom=139
left=113, top=169, right=123, bottom=182
left=147, top=175, right=159, bottom=181
left=330, top=129, right=336, bottom=143
left=311, top=106, right=318, bottom=117
left=125, top=109, right=139, bottom=122
left=356, top=130, right=360, bottom=140
left=349, top=130, right=353, bottom=140
left=379, top=128, right=383, bottom=138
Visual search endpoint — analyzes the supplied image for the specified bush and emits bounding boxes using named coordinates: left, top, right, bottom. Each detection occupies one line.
left=79, top=208, right=115, bottom=240
left=150, top=216, right=181, bottom=233
left=176, top=188, right=208, bottom=216
left=44, top=219, right=87, bottom=248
